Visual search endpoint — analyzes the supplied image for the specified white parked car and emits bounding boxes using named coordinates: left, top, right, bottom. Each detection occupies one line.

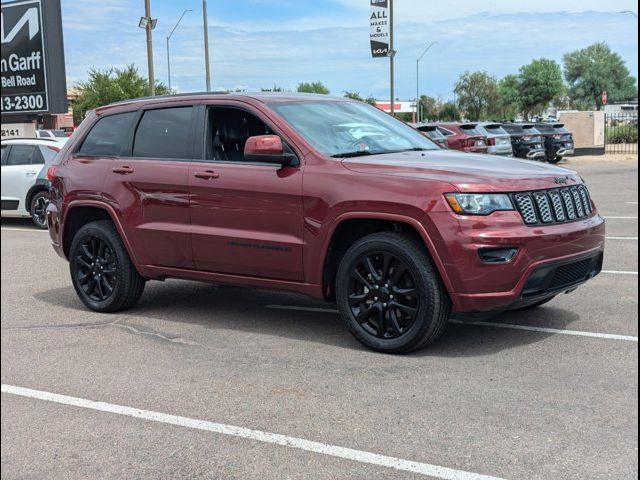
left=35, top=129, right=69, bottom=140
left=1, top=138, right=63, bottom=229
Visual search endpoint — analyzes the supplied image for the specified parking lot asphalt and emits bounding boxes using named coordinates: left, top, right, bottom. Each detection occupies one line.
left=1, top=155, right=638, bottom=480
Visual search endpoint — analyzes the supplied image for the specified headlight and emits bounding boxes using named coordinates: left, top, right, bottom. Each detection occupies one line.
left=445, top=193, right=514, bottom=215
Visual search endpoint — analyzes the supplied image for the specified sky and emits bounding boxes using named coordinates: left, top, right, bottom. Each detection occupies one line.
left=60, top=0, right=639, bottom=101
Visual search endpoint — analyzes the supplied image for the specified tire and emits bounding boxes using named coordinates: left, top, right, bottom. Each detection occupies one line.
left=335, top=231, right=451, bottom=354
left=69, top=220, right=145, bottom=313
left=30, top=190, right=49, bottom=229
left=515, top=296, right=556, bottom=311
left=548, top=156, right=562, bottom=164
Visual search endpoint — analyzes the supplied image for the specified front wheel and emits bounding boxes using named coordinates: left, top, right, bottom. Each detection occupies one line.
left=336, top=232, right=451, bottom=354
left=30, top=190, right=49, bottom=229
left=548, top=156, right=563, bottom=164
left=69, top=220, right=146, bottom=312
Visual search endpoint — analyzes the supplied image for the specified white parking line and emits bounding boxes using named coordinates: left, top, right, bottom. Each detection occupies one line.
left=605, top=216, right=638, bottom=220
left=0, top=227, right=47, bottom=233
left=602, top=270, right=638, bottom=275
left=606, top=236, right=638, bottom=240
left=1, top=384, right=504, bottom=480
left=265, top=305, right=638, bottom=342
left=627, top=202, right=638, bottom=205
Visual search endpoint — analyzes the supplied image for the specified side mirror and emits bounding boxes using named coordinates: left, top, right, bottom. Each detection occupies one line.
left=244, top=135, right=296, bottom=166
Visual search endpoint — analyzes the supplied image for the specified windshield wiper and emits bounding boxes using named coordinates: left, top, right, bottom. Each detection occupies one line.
left=331, top=151, right=372, bottom=158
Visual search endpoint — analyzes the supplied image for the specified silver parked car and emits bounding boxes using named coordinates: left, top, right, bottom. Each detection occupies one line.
left=476, top=123, right=514, bottom=156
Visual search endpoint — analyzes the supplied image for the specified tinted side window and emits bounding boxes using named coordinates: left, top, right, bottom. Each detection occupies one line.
left=39, top=145, right=58, bottom=163
left=133, top=107, right=193, bottom=159
left=1, top=145, right=7, bottom=165
left=78, top=112, right=136, bottom=156
left=6, top=145, right=37, bottom=166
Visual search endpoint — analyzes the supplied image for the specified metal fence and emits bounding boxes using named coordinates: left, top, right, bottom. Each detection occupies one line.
left=605, top=114, right=638, bottom=154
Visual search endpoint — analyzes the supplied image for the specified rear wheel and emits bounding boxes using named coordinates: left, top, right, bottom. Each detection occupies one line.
left=336, top=232, right=451, bottom=354
left=69, top=220, right=145, bottom=312
left=30, top=191, right=49, bottom=229
left=548, top=156, right=562, bottom=164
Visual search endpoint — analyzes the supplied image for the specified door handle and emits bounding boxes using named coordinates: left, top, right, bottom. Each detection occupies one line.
left=25, top=171, right=37, bottom=176
left=194, top=170, right=220, bottom=180
left=113, top=166, right=134, bottom=175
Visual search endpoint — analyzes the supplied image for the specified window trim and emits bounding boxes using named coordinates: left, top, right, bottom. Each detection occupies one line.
left=1, top=145, right=11, bottom=166
left=196, top=103, right=301, bottom=167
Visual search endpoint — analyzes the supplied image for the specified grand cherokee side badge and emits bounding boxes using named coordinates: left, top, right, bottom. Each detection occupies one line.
left=554, top=176, right=569, bottom=185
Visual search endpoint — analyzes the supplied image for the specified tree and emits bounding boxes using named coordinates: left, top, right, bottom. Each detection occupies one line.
left=563, top=42, right=638, bottom=110
left=363, top=96, right=377, bottom=106
left=297, top=81, right=330, bottom=94
left=494, top=75, right=521, bottom=120
left=72, top=64, right=169, bottom=122
left=518, top=58, right=564, bottom=120
left=418, top=95, right=440, bottom=121
left=261, top=84, right=286, bottom=92
left=439, top=102, right=461, bottom=121
left=453, top=71, right=498, bottom=121
left=343, top=91, right=364, bottom=101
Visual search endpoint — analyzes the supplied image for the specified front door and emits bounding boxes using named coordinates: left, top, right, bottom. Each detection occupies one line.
left=1, top=144, right=45, bottom=214
left=189, top=105, right=304, bottom=281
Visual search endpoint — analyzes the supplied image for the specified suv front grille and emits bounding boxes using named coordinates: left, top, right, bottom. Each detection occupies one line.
left=513, top=185, right=594, bottom=226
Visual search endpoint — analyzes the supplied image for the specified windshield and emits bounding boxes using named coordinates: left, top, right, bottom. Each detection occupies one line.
left=269, top=101, right=439, bottom=157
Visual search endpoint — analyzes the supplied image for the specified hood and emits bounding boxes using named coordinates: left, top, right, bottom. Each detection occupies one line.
left=341, top=150, right=582, bottom=193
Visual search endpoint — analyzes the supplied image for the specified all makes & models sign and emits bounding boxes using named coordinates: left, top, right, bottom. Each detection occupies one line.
left=370, top=0, right=389, bottom=57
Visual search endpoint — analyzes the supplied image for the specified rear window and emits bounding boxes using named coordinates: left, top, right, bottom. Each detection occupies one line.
left=133, top=107, right=193, bottom=159
left=483, top=124, right=508, bottom=135
left=78, top=112, right=136, bottom=156
left=533, top=123, right=554, bottom=133
left=460, top=125, right=481, bottom=135
left=502, top=124, right=524, bottom=134
left=553, top=125, right=569, bottom=134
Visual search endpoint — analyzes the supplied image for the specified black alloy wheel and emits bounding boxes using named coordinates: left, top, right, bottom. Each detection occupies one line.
left=348, top=252, right=419, bottom=339
left=336, top=232, right=451, bottom=354
left=75, top=236, right=118, bottom=302
left=69, top=220, right=145, bottom=312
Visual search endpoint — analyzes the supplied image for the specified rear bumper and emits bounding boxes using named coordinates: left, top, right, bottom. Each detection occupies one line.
left=424, top=211, right=606, bottom=313
left=526, top=149, right=547, bottom=159
left=487, top=145, right=513, bottom=156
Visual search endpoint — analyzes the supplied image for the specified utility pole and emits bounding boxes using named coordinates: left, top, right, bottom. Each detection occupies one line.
left=144, top=0, right=155, bottom=95
left=202, top=0, right=211, bottom=92
left=389, top=0, right=395, bottom=116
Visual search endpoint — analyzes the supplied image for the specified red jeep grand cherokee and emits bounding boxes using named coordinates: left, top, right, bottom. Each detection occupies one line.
left=46, top=93, right=605, bottom=353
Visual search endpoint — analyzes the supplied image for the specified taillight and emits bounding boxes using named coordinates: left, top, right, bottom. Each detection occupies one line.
left=552, top=134, right=562, bottom=139
left=47, top=146, right=61, bottom=152
left=486, top=137, right=496, bottom=146
left=47, top=165, right=58, bottom=181
left=523, top=135, right=532, bottom=141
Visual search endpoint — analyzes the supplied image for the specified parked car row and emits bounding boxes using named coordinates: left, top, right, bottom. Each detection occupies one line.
left=1, top=137, right=66, bottom=228
left=412, top=122, right=575, bottom=164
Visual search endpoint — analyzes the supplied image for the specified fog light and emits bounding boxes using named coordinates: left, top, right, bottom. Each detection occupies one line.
left=478, top=248, right=519, bottom=264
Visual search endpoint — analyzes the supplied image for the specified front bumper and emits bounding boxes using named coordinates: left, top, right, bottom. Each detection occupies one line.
left=424, top=210, right=606, bottom=313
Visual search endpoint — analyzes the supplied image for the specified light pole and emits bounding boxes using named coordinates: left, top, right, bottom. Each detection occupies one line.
left=139, top=0, right=157, bottom=95
left=416, top=41, right=437, bottom=124
left=166, top=9, right=192, bottom=91
left=202, top=0, right=211, bottom=92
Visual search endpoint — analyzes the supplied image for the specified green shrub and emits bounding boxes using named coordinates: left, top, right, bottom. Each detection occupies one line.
left=607, top=125, right=638, bottom=144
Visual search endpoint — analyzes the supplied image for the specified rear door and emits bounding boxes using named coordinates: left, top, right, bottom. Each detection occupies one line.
left=1, top=144, right=44, bottom=213
left=189, top=102, right=305, bottom=281
left=102, top=105, right=196, bottom=269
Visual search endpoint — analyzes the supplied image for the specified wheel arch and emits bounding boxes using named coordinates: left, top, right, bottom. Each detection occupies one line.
left=62, top=201, right=139, bottom=266
left=320, top=212, right=454, bottom=302
left=25, top=184, right=48, bottom=212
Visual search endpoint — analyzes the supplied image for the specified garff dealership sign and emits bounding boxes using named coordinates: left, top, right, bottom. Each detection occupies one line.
left=369, top=0, right=390, bottom=57
left=1, top=0, right=67, bottom=115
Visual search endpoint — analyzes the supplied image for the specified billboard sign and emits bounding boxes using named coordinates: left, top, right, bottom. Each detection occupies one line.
left=370, top=0, right=390, bottom=57
left=1, top=0, right=67, bottom=115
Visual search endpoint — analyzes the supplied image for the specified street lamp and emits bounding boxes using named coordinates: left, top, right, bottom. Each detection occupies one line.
left=621, top=10, right=638, bottom=17
left=166, top=9, right=193, bottom=91
left=416, top=41, right=438, bottom=123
